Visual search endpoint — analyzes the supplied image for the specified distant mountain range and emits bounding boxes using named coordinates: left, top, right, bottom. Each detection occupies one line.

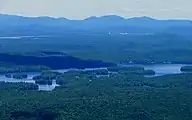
left=0, top=14, right=192, bottom=36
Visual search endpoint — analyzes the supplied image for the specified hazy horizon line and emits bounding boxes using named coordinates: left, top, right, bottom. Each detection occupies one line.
left=1, top=13, right=192, bottom=21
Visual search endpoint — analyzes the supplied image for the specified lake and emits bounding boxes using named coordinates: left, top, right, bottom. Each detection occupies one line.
left=0, top=67, right=107, bottom=91
left=0, top=73, right=59, bottom=91
left=0, top=64, right=191, bottom=91
left=119, top=64, right=191, bottom=77
left=143, top=64, right=188, bottom=76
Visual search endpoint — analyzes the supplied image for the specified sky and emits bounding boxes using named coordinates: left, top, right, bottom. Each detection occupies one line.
left=0, top=0, right=192, bottom=20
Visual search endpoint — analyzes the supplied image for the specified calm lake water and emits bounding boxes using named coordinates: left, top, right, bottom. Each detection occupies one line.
left=0, top=68, right=107, bottom=91
left=0, top=64, right=191, bottom=91
left=0, top=73, right=59, bottom=91
left=120, top=64, right=191, bottom=76
left=143, top=64, right=187, bottom=76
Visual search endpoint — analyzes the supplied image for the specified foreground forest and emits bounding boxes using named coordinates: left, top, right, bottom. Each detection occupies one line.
left=1, top=66, right=192, bottom=120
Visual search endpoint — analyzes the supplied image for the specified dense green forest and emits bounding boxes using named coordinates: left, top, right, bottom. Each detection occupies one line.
left=0, top=33, right=192, bottom=64
left=1, top=65, right=192, bottom=120
left=0, top=33, right=192, bottom=120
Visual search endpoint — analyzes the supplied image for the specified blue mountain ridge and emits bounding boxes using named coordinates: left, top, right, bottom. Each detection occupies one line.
left=0, top=14, right=192, bottom=35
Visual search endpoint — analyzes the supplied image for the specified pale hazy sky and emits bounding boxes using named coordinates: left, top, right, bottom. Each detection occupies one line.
left=0, top=0, right=192, bottom=19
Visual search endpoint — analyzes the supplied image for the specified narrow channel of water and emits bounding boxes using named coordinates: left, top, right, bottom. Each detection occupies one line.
left=0, top=65, right=191, bottom=91
left=0, top=67, right=108, bottom=91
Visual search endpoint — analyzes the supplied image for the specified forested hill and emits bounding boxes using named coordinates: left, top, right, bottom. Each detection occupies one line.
left=0, top=53, right=115, bottom=69
left=1, top=14, right=192, bottom=35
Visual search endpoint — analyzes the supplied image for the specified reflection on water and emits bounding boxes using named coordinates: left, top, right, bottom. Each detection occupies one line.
left=120, top=64, right=191, bottom=77
left=0, top=65, right=191, bottom=91
left=0, top=67, right=107, bottom=91
left=143, top=64, right=186, bottom=76
left=38, top=80, right=60, bottom=91
left=0, top=73, right=58, bottom=91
